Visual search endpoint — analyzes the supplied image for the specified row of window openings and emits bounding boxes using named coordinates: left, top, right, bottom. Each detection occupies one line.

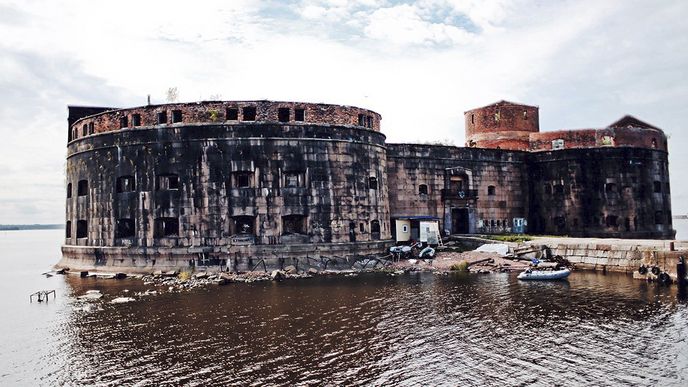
left=482, top=219, right=510, bottom=228
left=358, top=114, right=374, bottom=128
left=543, top=181, right=670, bottom=195
left=417, top=185, right=495, bottom=195
left=545, top=213, right=670, bottom=229
left=470, top=110, right=529, bottom=124
left=66, top=217, right=382, bottom=239
left=68, top=171, right=337, bottom=197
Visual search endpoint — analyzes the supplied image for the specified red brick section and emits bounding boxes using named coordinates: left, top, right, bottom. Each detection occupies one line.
left=464, top=101, right=539, bottom=151
left=69, top=101, right=382, bottom=142
left=529, top=127, right=668, bottom=152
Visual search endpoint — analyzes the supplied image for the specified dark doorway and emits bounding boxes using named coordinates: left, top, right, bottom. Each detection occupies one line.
left=451, top=208, right=469, bottom=234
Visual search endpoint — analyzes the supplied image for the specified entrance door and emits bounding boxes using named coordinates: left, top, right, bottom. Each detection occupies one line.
left=451, top=208, right=469, bottom=234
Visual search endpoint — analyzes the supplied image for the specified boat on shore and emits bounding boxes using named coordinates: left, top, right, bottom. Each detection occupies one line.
left=517, top=268, right=571, bottom=280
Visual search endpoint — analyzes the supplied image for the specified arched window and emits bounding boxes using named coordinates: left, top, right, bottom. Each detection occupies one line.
left=487, top=186, right=496, bottom=196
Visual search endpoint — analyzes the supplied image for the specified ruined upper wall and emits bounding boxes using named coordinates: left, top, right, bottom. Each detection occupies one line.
left=464, top=100, right=539, bottom=151
left=68, top=101, right=382, bottom=142
left=529, top=124, right=668, bottom=152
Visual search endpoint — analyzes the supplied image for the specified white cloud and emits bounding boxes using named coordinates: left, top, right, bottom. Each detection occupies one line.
left=0, top=0, right=687, bottom=223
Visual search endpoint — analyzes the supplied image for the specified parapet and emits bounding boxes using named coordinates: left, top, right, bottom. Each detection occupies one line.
left=67, top=100, right=382, bottom=143
left=464, top=100, right=540, bottom=151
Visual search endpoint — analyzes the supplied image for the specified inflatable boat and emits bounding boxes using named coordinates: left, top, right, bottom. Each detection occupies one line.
left=517, top=268, right=571, bottom=280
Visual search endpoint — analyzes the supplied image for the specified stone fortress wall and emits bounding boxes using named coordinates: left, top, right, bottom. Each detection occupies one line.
left=59, top=99, right=674, bottom=273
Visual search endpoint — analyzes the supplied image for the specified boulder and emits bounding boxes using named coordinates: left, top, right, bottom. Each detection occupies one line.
left=307, top=268, right=319, bottom=275
left=271, top=270, right=285, bottom=281
left=284, top=265, right=297, bottom=274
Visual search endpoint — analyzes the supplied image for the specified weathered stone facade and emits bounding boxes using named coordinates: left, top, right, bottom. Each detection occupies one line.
left=59, top=99, right=674, bottom=273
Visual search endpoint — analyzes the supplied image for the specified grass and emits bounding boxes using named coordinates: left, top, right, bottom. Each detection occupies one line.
left=483, top=234, right=533, bottom=243
left=449, top=260, right=469, bottom=271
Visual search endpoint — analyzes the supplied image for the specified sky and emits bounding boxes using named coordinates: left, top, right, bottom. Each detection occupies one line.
left=0, top=0, right=687, bottom=224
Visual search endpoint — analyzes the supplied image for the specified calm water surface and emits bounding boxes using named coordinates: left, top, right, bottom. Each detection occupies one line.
left=1, top=230, right=687, bottom=386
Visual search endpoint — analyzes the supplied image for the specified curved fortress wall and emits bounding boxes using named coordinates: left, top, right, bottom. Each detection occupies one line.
left=61, top=101, right=391, bottom=272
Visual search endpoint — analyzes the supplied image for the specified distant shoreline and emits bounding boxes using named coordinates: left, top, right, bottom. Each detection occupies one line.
left=0, top=224, right=63, bottom=231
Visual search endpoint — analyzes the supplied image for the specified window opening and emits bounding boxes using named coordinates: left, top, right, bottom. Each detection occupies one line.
left=77, top=180, right=88, bottom=196
left=419, top=184, right=428, bottom=195
left=233, top=171, right=252, bottom=188
left=605, top=183, right=617, bottom=193
left=226, top=108, right=239, bottom=120
left=116, top=176, right=136, bottom=193
left=132, top=114, right=141, bottom=126
left=65, top=221, right=72, bottom=238
left=371, top=220, right=380, bottom=240
left=282, top=215, right=306, bottom=235
left=154, top=217, right=179, bottom=237
left=116, top=219, right=135, bottom=238
left=295, top=108, right=305, bottom=121
left=231, top=216, right=255, bottom=235
left=172, top=110, right=183, bottom=123
left=278, top=108, right=290, bottom=122
left=67, top=183, right=72, bottom=198
left=82, top=124, right=88, bottom=136
left=368, top=176, right=378, bottom=190
left=119, top=116, right=128, bottom=128
left=156, top=174, right=179, bottom=190
left=487, top=185, right=496, bottom=196
left=76, top=220, right=88, bottom=238
left=242, top=107, right=256, bottom=121
left=157, top=111, right=167, bottom=124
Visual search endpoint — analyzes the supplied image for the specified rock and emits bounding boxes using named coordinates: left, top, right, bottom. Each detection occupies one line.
left=152, top=270, right=163, bottom=277
left=164, top=270, right=178, bottom=277
left=308, top=268, right=319, bottom=275
left=110, top=297, right=135, bottom=304
left=271, top=270, right=285, bottom=281
left=284, top=265, right=297, bottom=274
left=195, top=272, right=208, bottom=279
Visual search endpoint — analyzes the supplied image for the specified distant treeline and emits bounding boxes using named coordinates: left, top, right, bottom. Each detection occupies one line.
left=0, top=224, right=63, bottom=230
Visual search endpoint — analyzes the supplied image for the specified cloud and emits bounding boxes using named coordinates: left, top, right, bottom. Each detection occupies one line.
left=0, top=0, right=687, bottom=222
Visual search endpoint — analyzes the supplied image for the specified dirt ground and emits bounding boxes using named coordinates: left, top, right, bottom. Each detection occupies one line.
left=390, top=250, right=532, bottom=273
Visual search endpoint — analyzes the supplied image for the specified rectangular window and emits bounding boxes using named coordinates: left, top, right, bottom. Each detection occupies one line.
left=278, top=108, right=290, bottom=122
left=88, top=122, right=94, bottom=135
left=282, top=215, right=306, bottom=235
left=77, top=180, right=88, bottom=196
left=76, top=220, right=88, bottom=238
left=231, top=216, right=255, bottom=235
left=116, top=176, right=136, bottom=193
left=132, top=114, right=141, bottom=126
left=67, top=183, right=72, bottom=198
left=487, top=185, right=496, bottom=195
left=284, top=171, right=304, bottom=188
left=172, top=110, right=183, bottom=123
left=65, top=221, right=72, bottom=238
left=295, top=108, right=305, bottom=121
left=154, top=217, right=179, bottom=237
left=116, top=219, right=135, bottom=238
left=226, top=108, right=239, bottom=120
left=233, top=171, right=252, bottom=188
left=157, top=111, right=168, bottom=124
left=358, top=114, right=365, bottom=126
left=366, top=116, right=373, bottom=128
left=369, top=176, right=378, bottom=190
left=419, top=184, right=428, bottom=195
left=242, top=107, right=256, bottom=121
left=156, top=174, right=179, bottom=190
left=119, top=116, right=128, bottom=128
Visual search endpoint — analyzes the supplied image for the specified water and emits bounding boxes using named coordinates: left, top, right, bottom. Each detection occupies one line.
left=1, top=230, right=687, bottom=386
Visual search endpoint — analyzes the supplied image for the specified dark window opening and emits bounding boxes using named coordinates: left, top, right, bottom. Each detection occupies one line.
left=154, top=217, right=179, bottom=237
left=358, top=114, right=365, bottom=126
left=116, top=175, right=136, bottom=193
left=605, top=183, right=617, bottom=193
left=278, top=108, right=290, bottom=122
left=606, top=215, right=618, bottom=227
left=226, top=108, right=239, bottom=120
left=487, top=185, right=496, bottom=196
left=116, top=219, right=135, bottom=238
left=295, top=108, right=305, bottom=121
left=132, top=114, right=141, bottom=126
left=242, top=107, right=256, bottom=121
left=497, top=220, right=501, bottom=227
left=369, top=176, right=378, bottom=190
left=76, top=220, right=88, bottom=238
left=67, top=183, right=72, bottom=198
left=419, top=184, right=428, bottom=195
left=82, top=124, right=88, bottom=137
left=172, top=110, right=183, bottom=123
left=119, top=116, right=128, bottom=128
left=284, top=171, right=304, bottom=188
left=471, top=114, right=474, bottom=124
left=88, top=122, right=94, bottom=135
left=282, top=215, right=306, bottom=235
left=554, top=184, right=564, bottom=195
left=233, top=171, right=252, bottom=188
left=655, top=211, right=663, bottom=225
left=366, top=116, right=373, bottom=128
left=653, top=181, right=662, bottom=193
left=490, top=219, right=495, bottom=228
left=77, top=180, right=88, bottom=196
left=359, top=223, right=364, bottom=233
left=157, top=111, right=167, bottom=124
left=65, top=221, right=71, bottom=238
left=231, top=216, right=255, bottom=235
left=156, top=174, right=179, bottom=190
left=371, top=220, right=380, bottom=240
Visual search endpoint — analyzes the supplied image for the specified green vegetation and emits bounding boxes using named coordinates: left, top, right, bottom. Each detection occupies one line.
left=483, top=234, right=533, bottom=243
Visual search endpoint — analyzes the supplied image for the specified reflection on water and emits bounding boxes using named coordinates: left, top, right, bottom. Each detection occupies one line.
left=1, top=230, right=688, bottom=386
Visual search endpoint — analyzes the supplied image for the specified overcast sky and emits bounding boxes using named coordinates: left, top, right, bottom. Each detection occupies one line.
left=1, top=0, right=687, bottom=224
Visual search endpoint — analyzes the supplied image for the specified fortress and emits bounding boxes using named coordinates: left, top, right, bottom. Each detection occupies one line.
left=58, top=100, right=674, bottom=272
